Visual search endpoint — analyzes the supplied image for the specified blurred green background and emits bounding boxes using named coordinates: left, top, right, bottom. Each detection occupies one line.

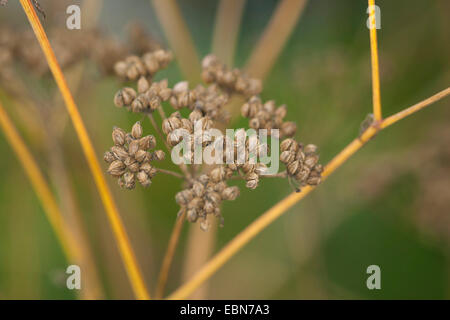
left=0, top=0, right=449, bottom=299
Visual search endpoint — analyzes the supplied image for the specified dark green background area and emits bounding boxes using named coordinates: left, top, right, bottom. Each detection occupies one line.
left=0, top=0, right=448, bottom=299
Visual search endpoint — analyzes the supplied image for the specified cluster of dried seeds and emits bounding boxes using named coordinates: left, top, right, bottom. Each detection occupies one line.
left=114, top=49, right=172, bottom=81
left=241, top=96, right=297, bottom=137
left=175, top=167, right=239, bottom=231
left=114, top=79, right=172, bottom=113
left=280, top=138, right=323, bottom=188
left=106, top=50, right=323, bottom=230
left=201, top=54, right=262, bottom=97
left=104, top=122, right=165, bottom=189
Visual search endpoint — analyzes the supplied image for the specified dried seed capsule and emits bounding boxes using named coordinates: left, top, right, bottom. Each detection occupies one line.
left=162, top=117, right=182, bottom=135
left=245, top=179, right=258, bottom=190
left=210, top=167, right=225, bottom=182
left=198, top=174, right=210, bottom=185
left=287, top=161, right=299, bottom=175
left=112, top=127, right=126, bottom=146
left=137, top=76, right=150, bottom=93
left=131, top=94, right=148, bottom=113
left=249, top=117, right=260, bottom=129
left=137, top=171, right=151, bottom=187
left=204, top=201, right=215, bottom=214
left=222, top=186, right=239, bottom=201
left=281, top=121, right=297, bottom=137
left=139, top=162, right=153, bottom=174
left=304, top=144, right=318, bottom=155
left=128, top=140, right=139, bottom=156
left=193, top=182, right=205, bottom=197
left=280, top=138, right=298, bottom=152
left=107, top=160, right=125, bottom=177
left=139, top=135, right=156, bottom=150
left=304, top=154, right=319, bottom=169
left=128, top=161, right=140, bottom=173
left=111, top=146, right=128, bottom=161
left=175, top=190, right=194, bottom=205
left=206, top=192, right=221, bottom=205
left=275, top=105, right=287, bottom=119
left=131, top=122, right=143, bottom=139
left=295, top=167, right=310, bottom=182
left=103, top=151, right=116, bottom=163
left=114, top=87, right=136, bottom=107
left=135, top=149, right=147, bottom=163
left=123, top=172, right=135, bottom=189
left=152, top=150, right=165, bottom=161
left=280, top=151, right=295, bottom=164
left=307, top=176, right=321, bottom=186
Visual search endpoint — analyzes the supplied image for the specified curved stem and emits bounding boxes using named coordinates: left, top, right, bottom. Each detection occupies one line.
left=155, top=211, right=186, bottom=299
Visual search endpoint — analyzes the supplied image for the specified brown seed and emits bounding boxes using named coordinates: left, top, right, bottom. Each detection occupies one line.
left=107, top=160, right=125, bottom=177
left=152, top=150, right=165, bottom=161
left=222, top=186, right=239, bottom=201
left=135, top=149, right=147, bottom=163
left=281, top=121, right=297, bottom=137
left=131, top=122, right=143, bottom=139
left=128, top=140, right=139, bottom=156
left=139, top=162, right=153, bottom=174
left=193, top=182, right=205, bottom=197
left=123, top=172, right=136, bottom=189
left=131, top=94, right=148, bottom=113
left=210, top=167, right=225, bottom=182
left=304, top=144, right=318, bottom=155
left=162, top=117, right=182, bottom=135
left=137, top=171, right=151, bottom=187
left=280, top=138, right=298, bottom=152
left=137, top=76, right=150, bottom=93
left=128, top=161, right=140, bottom=173
left=175, top=190, right=193, bottom=205
left=245, top=179, right=258, bottom=190
left=206, top=192, right=221, bottom=205
left=287, top=161, right=299, bottom=175
left=139, top=135, right=156, bottom=150
left=103, top=151, right=116, bottom=163
left=280, top=151, right=295, bottom=164
left=112, top=127, right=126, bottom=146
left=114, top=87, right=136, bottom=107
left=111, top=146, right=128, bottom=161
left=304, top=154, right=319, bottom=168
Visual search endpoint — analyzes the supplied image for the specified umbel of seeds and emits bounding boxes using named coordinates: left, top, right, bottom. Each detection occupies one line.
left=280, top=138, right=323, bottom=188
left=175, top=167, right=238, bottom=231
left=104, top=122, right=165, bottom=189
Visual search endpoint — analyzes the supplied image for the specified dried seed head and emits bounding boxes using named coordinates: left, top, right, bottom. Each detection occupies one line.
left=280, top=138, right=298, bottom=152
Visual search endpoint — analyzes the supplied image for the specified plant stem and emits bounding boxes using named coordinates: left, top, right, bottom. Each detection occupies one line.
left=212, top=0, right=247, bottom=67
left=167, top=88, right=450, bottom=299
left=0, top=100, right=80, bottom=265
left=19, top=0, right=150, bottom=300
left=155, top=211, right=186, bottom=299
left=151, top=0, right=201, bottom=84
left=368, top=0, right=382, bottom=121
left=156, top=168, right=185, bottom=179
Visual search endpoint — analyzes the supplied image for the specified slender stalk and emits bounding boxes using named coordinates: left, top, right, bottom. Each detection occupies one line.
left=368, top=0, right=382, bottom=120
left=151, top=0, right=201, bottom=84
left=212, top=0, right=247, bottom=66
left=0, top=100, right=80, bottom=264
left=380, top=87, right=450, bottom=129
left=167, top=88, right=450, bottom=299
left=156, top=168, right=185, bottom=179
left=245, top=0, right=308, bottom=79
left=147, top=114, right=191, bottom=178
left=19, top=0, right=150, bottom=300
left=155, top=211, right=186, bottom=299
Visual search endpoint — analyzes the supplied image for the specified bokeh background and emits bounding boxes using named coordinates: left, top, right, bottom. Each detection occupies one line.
left=0, top=0, right=449, bottom=299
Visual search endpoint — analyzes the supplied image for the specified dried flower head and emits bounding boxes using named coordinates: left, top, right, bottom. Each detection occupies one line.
left=104, top=122, right=163, bottom=189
